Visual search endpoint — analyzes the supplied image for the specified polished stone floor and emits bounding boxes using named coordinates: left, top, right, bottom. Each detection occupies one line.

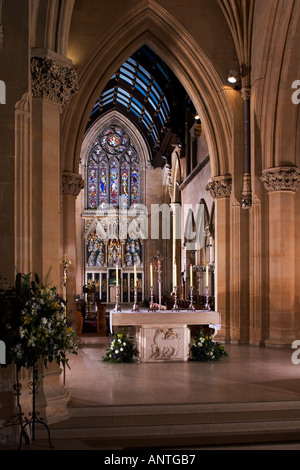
left=21, top=335, right=300, bottom=450
left=66, top=336, right=300, bottom=408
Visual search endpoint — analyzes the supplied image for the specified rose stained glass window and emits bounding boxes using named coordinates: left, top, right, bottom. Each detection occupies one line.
left=87, top=125, right=140, bottom=209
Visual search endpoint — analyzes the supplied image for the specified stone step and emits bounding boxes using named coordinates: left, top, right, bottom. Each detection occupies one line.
left=34, top=401, right=300, bottom=448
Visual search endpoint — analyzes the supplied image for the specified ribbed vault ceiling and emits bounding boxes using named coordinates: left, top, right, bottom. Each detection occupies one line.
left=86, top=45, right=196, bottom=167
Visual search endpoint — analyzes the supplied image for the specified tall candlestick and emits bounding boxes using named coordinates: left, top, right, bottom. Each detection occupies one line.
left=206, top=264, right=209, bottom=287
left=150, top=263, right=153, bottom=287
left=173, top=260, right=177, bottom=287
left=116, top=264, right=118, bottom=287
left=190, top=264, right=193, bottom=287
left=134, top=262, right=137, bottom=287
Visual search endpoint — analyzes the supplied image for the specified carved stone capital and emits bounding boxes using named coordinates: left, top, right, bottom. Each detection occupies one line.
left=206, top=175, right=232, bottom=199
left=62, top=172, right=84, bottom=197
left=260, top=167, right=300, bottom=193
left=241, top=87, right=251, bottom=101
left=31, top=56, right=79, bottom=110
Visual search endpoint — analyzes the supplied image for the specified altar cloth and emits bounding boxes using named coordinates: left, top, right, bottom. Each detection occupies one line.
left=110, top=310, right=221, bottom=336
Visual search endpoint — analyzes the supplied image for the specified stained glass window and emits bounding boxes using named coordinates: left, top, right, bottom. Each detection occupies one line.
left=110, top=158, right=119, bottom=207
left=87, top=125, right=140, bottom=209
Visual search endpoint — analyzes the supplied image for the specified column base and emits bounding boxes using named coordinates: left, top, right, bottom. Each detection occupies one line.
left=265, top=327, right=296, bottom=348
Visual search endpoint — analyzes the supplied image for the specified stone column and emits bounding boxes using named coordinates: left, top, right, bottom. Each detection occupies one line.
left=29, top=54, right=78, bottom=423
left=62, top=171, right=84, bottom=326
left=261, top=167, right=300, bottom=347
left=206, top=175, right=232, bottom=342
left=30, top=55, right=78, bottom=287
left=241, top=87, right=252, bottom=209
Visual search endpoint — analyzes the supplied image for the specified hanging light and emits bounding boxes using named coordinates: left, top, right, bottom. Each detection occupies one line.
left=228, top=70, right=240, bottom=84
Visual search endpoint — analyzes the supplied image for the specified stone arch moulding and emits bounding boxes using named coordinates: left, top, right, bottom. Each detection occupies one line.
left=62, top=0, right=233, bottom=180
left=31, top=0, right=75, bottom=56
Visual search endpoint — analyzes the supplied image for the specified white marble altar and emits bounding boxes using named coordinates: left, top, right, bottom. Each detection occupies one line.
left=110, top=310, right=221, bottom=362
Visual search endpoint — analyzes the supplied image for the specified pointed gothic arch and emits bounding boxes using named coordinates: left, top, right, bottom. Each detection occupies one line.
left=62, top=0, right=233, bottom=179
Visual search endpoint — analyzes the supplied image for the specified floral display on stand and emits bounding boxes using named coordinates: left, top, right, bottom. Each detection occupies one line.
left=0, top=272, right=78, bottom=449
left=189, top=329, right=228, bottom=362
left=102, top=332, right=138, bottom=363
left=0, top=272, right=78, bottom=371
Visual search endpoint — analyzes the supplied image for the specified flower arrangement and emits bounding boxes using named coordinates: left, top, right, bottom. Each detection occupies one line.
left=102, top=332, right=138, bottom=363
left=0, top=272, right=78, bottom=370
left=190, top=329, right=228, bottom=362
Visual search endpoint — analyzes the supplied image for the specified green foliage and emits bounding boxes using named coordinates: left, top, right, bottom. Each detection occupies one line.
left=0, top=272, right=78, bottom=370
left=190, top=329, right=228, bottom=362
left=103, top=332, right=138, bottom=363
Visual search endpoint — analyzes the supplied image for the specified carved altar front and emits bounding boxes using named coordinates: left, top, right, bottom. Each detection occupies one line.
left=110, top=310, right=221, bottom=362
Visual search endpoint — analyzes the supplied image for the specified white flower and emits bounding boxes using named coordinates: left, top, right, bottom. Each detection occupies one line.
left=19, top=327, right=25, bottom=338
left=120, top=348, right=124, bottom=352
left=115, top=350, right=119, bottom=354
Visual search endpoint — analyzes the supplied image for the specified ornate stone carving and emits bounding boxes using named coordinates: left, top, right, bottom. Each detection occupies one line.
left=241, top=87, right=251, bottom=101
left=31, top=57, right=79, bottom=110
left=150, top=328, right=181, bottom=360
left=260, top=167, right=300, bottom=193
left=206, top=176, right=232, bottom=199
left=241, top=173, right=252, bottom=208
left=62, top=172, right=84, bottom=197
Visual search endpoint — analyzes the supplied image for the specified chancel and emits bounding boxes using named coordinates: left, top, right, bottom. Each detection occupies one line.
left=1, top=0, right=300, bottom=451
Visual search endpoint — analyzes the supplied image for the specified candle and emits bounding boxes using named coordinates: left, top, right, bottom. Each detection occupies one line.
left=134, top=262, right=137, bottom=287
left=150, top=263, right=153, bottom=287
left=206, top=264, right=209, bottom=287
left=190, top=264, right=193, bottom=287
left=116, top=264, right=118, bottom=287
left=173, top=260, right=177, bottom=287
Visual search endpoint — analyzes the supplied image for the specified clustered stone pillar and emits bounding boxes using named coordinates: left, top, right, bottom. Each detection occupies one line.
left=28, top=54, right=79, bottom=424
left=31, top=55, right=78, bottom=287
left=261, top=167, right=300, bottom=347
left=241, top=87, right=252, bottom=209
left=206, top=175, right=232, bottom=343
left=62, top=171, right=84, bottom=326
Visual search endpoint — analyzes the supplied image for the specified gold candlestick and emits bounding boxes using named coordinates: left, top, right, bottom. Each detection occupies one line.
left=60, top=253, right=71, bottom=313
